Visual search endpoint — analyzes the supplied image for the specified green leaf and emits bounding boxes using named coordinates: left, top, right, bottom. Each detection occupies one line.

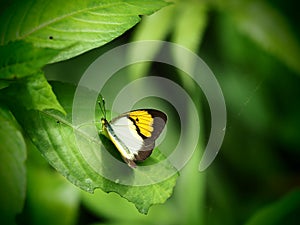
left=81, top=187, right=176, bottom=224
left=0, top=0, right=169, bottom=63
left=10, top=82, right=178, bottom=214
left=4, top=72, right=65, bottom=114
left=129, top=3, right=174, bottom=78
left=172, top=135, right=206, bottom=225
left=244, top=190, right=300, bottom=225
left=0, top=105, right=26, bottom=225
left=132, top=4, right=174, bottom=41
left=26, top=166, right=80, bottom=225
left=171, top=0, right=208, bottom=89
left=224, top=0, right=300, bottom=74
left=0, top=40, right=61, bottom=80
left=172, top=0, right=208, bottom=51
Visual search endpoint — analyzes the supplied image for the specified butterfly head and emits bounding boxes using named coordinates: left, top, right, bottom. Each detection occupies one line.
left=101, top=117, right=108, bottom=126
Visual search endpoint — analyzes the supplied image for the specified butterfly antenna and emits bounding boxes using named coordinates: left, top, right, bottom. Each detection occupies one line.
left=98, top=95, right=106, bottom=119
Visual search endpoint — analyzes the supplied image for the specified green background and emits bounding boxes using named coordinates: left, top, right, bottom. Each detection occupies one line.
left=1, top=0, right=300, bottom=224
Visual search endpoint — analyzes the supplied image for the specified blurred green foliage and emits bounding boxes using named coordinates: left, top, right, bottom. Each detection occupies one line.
left=44, top=0, right=300, bottom=224
left=1, top=0, right=300, bottom=224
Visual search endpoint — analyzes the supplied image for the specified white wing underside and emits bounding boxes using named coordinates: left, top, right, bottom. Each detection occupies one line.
left=110, top=117, right=144, bottom=155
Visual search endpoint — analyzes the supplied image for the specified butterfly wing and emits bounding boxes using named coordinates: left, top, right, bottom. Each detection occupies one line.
left=109, top=116, right=144, bottom=155
left=109, top=109, right=167, bottom=167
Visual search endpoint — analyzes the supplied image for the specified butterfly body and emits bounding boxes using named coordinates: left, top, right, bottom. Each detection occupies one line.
left=101, top=109, right=167, bottom=168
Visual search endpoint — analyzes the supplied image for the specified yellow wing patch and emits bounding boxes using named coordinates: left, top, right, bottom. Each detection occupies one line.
left=129, top=110, right=154, bottom=138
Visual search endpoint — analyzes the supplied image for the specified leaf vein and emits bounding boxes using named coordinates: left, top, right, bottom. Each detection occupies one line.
left=21, top=3, right=128, bottom=39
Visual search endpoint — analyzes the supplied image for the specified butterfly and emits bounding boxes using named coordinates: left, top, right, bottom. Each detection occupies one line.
left=99, top=98, right=167, bottom=168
